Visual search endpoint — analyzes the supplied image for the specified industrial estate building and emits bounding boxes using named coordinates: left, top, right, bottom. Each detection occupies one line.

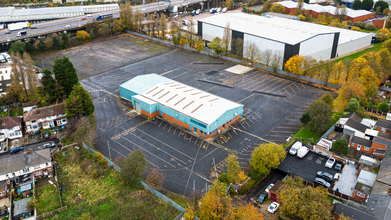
left=198, top=13, right=371, bottom=68
left=120, top=74, right=244, bottom=138
left=278, top=1, right=373, bottom=22
left=0, top=4, right=119, bottom=23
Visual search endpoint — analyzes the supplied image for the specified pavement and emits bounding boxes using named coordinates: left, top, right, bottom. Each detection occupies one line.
left=334, top=163, right=358, bottom=196
left=278, top=151, right=338, bottom=189
left=75, top=36, right=327, bottom=197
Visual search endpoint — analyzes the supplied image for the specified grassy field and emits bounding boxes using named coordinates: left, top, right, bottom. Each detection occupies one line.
left=293, top=127, right=320, bottom=143
left=48, top=147, right=179, bottom=220
left=36, top=183, right=61, bottom=215
left=332, top=43, right=382, bottom=64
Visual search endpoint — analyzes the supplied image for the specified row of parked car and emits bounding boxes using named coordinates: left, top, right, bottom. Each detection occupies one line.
left=9, top=142, right=56, bottom=154
left=209, top=7, right=227, bottom=14
left=289, top=141, right=309, bottom=158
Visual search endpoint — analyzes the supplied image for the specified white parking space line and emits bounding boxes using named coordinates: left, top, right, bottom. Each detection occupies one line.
left=112, top=139, right=159, bottom=168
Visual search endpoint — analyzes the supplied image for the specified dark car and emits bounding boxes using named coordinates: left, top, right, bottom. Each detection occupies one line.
left=334, top=162, right=343, bottom=171
left=44, top=131, right=50, bottom=139
left=257, top=192, right=268, bottom=204
left=314, top=177, right=331, bottom=188
left=43, top=142, right=55, bottom=148
left=0, top=209, right=7, bottom=216
left=316, top=171, right=334, bottom=182
left=31, top=27, right=37, bottom=29
left=10, top=146, right=23, bottom=154
left=5, top=31, right=11, bottom=34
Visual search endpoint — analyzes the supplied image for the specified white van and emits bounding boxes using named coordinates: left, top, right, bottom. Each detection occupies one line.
left=289, top=141, right=302, bottom=155
left=297, top=147, right=309, bottom=158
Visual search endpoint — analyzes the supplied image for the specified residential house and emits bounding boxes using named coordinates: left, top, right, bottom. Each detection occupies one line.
left=349, top=136, right=373, bottom=154
left=335, top=113, right=370, bottom=139
left=358, top=155, right=381, bottom=169
left=353, top=169, right=377, bottom=200
left=365, top=149, right=391, bottom=220
left=0, top=63, right=12, bottom=94
left=377, top=132, right=391, bottom=142
left=13, top=198, right=32, bottom=220
left=268, top=180, right=285, bottom=202
left=0, top=180, right=6, bottom=199
left=333, top=203, right=377, bottom=220
left=372, top=137, right=391, bottom=158
left=0, top=117, right=22, bottom=141
left=334, top=132, right=351, bottom=142
left=0, top=148, right=52, bottom=188
left=375, top=119, right=391, bottom=135
left=22, top=102, right=36, bottom=113
left=23, top=103, right=66, bottom=133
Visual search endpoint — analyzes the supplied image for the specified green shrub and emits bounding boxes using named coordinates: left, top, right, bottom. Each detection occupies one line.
left=219, top=173, right=230, bottom=184
left=61, top=137, right=67, bottom=143
left=379, top=102, right=390, bottom=112
left=91, top=170, right=98, bottom=179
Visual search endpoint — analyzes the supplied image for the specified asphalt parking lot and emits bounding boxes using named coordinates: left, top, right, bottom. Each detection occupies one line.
left=278, top=150, right=339, bottom=189
left=75, top=35, right=327, bottom=196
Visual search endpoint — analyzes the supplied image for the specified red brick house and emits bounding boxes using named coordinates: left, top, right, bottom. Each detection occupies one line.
left=349, top=136, right=373, bottom=154
left=372, top=137, right=391, bottom=158
left=352, top=169, right=377, bottom=200
left=375, top=119, right=391, bottom=135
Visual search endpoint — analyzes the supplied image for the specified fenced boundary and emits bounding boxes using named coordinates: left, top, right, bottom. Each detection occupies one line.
left=36, top=206, right=67, bottom=220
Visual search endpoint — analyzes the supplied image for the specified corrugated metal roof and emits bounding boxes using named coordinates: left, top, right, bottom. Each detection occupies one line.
left=122, top=74, right=243, bottom=125
left=357, top=170, right=377, bottom=187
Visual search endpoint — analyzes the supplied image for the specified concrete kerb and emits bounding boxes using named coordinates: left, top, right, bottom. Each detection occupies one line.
left=125, top=31, right=341, bottom=90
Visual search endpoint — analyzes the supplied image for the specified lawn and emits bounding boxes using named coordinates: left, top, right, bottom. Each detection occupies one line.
left=332, top=43, right=382, bottom=64
left=293, top=127, right=320, bottom=144
left=10, top=106, right=23, bottom=117
left=48, top=147, right=179, bottom=220
left=36, top=183, right=61, bottom=215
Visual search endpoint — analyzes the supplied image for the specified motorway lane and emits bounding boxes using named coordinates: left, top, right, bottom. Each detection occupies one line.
left=0, top=0, right=203, bottom=44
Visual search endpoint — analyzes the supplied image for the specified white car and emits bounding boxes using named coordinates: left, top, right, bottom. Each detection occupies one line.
left=267, top=202, right=279, bottom=213
left=65, top=25, right=70, bottom=28
left=289, top=141, right=302, bottom=155
left=265, top=183, right=274, bottom=193
left=325, top=157, right=336, bottom=168
left=87, top=14, right=92, bottom=17
left=222, top=7, right=227, bottom=13
left=297, top=147, right=309, bottom=158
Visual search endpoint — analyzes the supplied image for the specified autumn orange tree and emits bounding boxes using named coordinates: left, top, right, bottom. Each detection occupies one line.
left=76, top=30, right=91, bottom=42
left=251, top=143, right=286, bottom=177
left=284, top=55, right=306, bottom=75
left=231, top=203, right=263, bottom=220
left=376, top=28, right=391, bottom=41
left=338, top=80, right=366, bottom=102
left=278, top=176, right=330, bottom=220
left=146, top=168, right=164, bottom=188
left=198, top=180, right=232, bottom=220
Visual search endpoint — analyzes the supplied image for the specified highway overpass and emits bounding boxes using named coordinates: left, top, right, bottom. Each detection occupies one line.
left=0, top=0, right=206, bottom=47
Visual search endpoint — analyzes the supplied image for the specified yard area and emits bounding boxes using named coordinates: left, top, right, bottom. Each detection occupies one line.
left=48, top=147, right=180, bottom=219
left=332, top=43, right=382, bottom=64
left=35, top=178, right=61, bottom=215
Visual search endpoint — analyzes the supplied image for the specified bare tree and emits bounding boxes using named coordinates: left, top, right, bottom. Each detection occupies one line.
left=334, top=4, right=341, bottom=18
left=261, top=49, right=273, bottom=66
left=244, top=41, right=260, bottom=67
left=187, top=18, right=196, bottom=47
left=134, top=9, right=143, bottom=33
left=160, top=14, right=168, bottom=39
left=296, top=0, right=304, bottom=15
left=222, top=22, right=231, bottom=55
left=73, top=117, right=97, bottom=147
left=271, top=51, right=283, bottom=72
left=340, top=5, right=347, bottom=21
left=9, top=52, right=40, bottom=103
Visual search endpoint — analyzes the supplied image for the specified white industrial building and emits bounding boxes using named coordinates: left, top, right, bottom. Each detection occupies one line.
left=198, top=13, right=372, bottom=69
left=0, top=4, right=119, bottom=23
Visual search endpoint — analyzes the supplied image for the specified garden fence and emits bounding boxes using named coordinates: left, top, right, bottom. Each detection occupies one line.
left=81, top=143, right=186, bottom=214
left=36, top=206, right=67, bottom=220
left=126, top=31, right=341, bottom=90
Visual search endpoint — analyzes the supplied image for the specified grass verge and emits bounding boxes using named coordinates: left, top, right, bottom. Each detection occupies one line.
left=36, top=183, right=61, bottom=215
left=48, top=147, right=179, bottom=219
left=293, top=127, right=320, bottom=144
left=332, top=43, right=382, bottom=64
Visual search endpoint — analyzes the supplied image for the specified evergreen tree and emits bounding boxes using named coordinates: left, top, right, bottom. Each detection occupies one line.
left=61, top=33, right=69, bottom=49
left=38, top=38, right=46, bottom=51
left=52, top=36, right=61, bottom=50
left=41, top=69, right=57, bottom=103
left=9, top=41, right=25, bottom=54
left=53, top=56, right=78, bottom=97
left=353, top=0, right=362, bottom=9
left=361, top=0, right=374, bottom=10
left=65, top=85, right=94, bottom=119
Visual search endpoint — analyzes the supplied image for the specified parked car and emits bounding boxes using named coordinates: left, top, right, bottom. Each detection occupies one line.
left=267, top=202, right=279, bottom=213
left=31, top=27, right=37, bottom=29
left=0, top=209, right=7, bottom=216
left=257, top=192, right=268, bottom=204
left=314, top=177, right=331, bottom=188
left=10, top=146, right=23, bottom=154
left=289, top=141, right=302, bottom=155
left=325, top=157, right=336, bottom=168
left=334, top=162, right=343, bottom=171
left=43, top=142, right=55, bottom=148
left=5, top=31, right=11, bottom=34
left=43, top=131, right=50, bottom=139
left=82, top=17, right=86, bottom=20
left=87, top=14, right=92, bottom=17
left=316, top=171, right=333, bottom=182
left=297, top=147, right=309, bottom=158
left=265, top=183, right=274, bottom=193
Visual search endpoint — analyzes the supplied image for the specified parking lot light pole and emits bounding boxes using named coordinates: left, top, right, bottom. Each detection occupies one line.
left=107, top=140, right=112, bottom=160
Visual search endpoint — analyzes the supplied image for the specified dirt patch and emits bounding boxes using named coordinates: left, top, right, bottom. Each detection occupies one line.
left=33, top=34, right=172, bottom=79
